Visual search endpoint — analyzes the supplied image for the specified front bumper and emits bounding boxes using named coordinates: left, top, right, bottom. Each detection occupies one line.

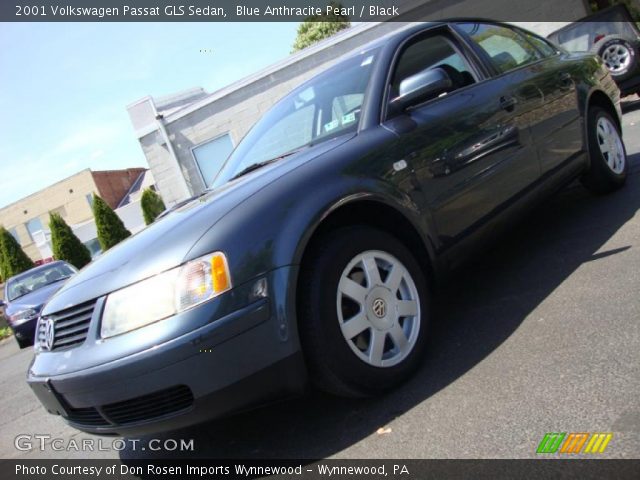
left=27, top=266, right=306, bottom=436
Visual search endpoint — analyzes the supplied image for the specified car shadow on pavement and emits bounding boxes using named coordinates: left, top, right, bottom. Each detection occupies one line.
left=622, top=98, right=640, bottom=114
left=120, top=153, right=640, bottom=460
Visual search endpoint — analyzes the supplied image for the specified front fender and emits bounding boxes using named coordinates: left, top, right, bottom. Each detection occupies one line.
left=187, top=126, right=440, bottom=286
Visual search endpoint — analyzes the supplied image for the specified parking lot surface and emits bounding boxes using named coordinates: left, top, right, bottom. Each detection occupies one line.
left=1, top=104, right=640, bottom=460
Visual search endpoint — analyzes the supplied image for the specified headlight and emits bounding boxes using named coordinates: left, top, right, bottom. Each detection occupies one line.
left=100, top=252, right=231, bottom=339
left=10, top=308, right=39, bottom=326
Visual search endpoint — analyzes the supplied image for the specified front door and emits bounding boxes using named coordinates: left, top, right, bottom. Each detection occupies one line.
left=382, top=28, right=541, bottom=251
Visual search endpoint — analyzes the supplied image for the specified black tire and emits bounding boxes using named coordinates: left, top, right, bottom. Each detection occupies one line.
left=592, top=35, right=638, bottom=82
left=581, top=106, right=628, bottom=194
left=298, top=226, right=429, bottom=397
left=15, top=337, right=29, bottom=349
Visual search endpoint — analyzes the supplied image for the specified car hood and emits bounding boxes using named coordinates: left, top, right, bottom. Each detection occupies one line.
left=43, top=136, right=353, bottom=314
left=5, top=280, right=67, bottom=316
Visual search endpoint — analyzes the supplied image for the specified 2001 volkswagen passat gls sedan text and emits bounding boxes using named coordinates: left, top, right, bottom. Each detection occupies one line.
left=28, top=21, right=627, bottom=435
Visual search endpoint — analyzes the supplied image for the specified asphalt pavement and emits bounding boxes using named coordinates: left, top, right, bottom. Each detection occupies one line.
left=1, top=104, right=640, bottom=460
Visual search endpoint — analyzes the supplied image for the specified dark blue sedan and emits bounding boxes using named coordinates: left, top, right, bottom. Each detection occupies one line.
left=27, top=21, right=626, bottom=436
left=1, top=261, right=77, bottom=348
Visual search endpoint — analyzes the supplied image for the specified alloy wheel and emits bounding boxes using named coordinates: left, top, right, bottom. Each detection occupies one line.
left=596, top=116, right=625, bottom=174
left=602, top=44, right=631, bottom=74
left=336, top=250, right=421, bottom=368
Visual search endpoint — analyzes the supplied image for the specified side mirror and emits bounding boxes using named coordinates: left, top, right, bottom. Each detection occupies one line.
left=392, top=67, right=453, bottom=111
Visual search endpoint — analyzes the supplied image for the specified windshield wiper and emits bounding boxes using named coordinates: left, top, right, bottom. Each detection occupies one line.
left=230, top=147, right=306, bottom=181
left=230, top=158, right=280, bottom=181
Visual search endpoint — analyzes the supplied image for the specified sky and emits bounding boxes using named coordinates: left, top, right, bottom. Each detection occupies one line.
left=0, top=21, right=300, bottom=209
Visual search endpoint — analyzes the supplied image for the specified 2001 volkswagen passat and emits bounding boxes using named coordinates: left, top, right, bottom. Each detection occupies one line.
left=29, top=21, right=627, bottom=435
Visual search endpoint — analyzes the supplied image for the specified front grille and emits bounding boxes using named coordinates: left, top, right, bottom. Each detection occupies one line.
left=37, top=300, right=96, bottom=351
left=102, top=385, right=194, bottom=425
left=66, top=406, right=110, bottom=427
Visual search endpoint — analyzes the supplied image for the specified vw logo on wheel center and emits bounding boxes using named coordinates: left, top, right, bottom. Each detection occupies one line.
left=372, top=298, right=386, bottom=318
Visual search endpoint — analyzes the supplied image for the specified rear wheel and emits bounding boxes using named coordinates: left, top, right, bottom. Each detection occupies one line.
left=298, top=226, right=429, bottom=397
left=581, top=106, right=627, bottom=194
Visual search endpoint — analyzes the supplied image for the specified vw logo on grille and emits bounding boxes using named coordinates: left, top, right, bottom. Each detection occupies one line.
left=372, top=298, right=386, bottom=318
left=42, top=318, right=55, bottom=351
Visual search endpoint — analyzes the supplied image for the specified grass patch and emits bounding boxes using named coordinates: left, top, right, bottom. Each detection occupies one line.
left=0, top=327, right=13, bottom=340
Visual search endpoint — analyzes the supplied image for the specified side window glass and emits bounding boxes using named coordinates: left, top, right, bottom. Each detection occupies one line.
left=523, top=31, right=558, bottom=57
left=460, top=23, right=542, bottom=73
left=390, top=34, right=476, bottom=102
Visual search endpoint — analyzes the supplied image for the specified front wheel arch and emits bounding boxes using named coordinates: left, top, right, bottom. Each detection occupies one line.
left=296, top=198, right=438, bottom=292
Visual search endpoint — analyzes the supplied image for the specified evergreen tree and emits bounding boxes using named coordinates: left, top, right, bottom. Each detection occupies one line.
left=0, top=241, right=5, bottom=283
left=0, top=226, right=34, bottom=278
left=49, top=213, right=92, bottom=269
left=92, top=195, right=131, bottom=251
left=291, top=2, right=351, bottom=52
left=140, top=188, right=166, bottom=225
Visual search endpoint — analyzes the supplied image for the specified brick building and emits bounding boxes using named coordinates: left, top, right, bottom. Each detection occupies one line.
left=90, top=169, right=147, bottom=210
left=0, top=168, right=148, bottom=262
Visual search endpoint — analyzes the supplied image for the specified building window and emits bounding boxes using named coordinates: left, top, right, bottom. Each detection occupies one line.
left=192, top=134, right=234, bottom=188
left=86, top=193, right=94, bottom=208
left=25, top=217, right=43, bottom=242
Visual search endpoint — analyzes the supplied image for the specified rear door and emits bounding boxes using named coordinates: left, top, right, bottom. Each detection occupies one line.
left=518, top=28, right=584, bottom=176
left=459, top=23, right=583, bottom=177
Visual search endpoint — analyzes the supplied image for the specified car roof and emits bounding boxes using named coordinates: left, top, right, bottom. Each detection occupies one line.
left=348, top=18, right=538, bottom=55
left=332, top=19, right=513, bottom=64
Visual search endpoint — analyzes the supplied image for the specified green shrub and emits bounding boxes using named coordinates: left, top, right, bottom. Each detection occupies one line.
left=92, top=195, right=131, bottom=251
left=0, top=326, right=13, bottom=340
left=140, top=188, right=166, bottom=225
left=49, top=212, right=92, bottom=269
left=0, top=226, right=34, bottom=278
left=0, top=244, right=5, bottom=283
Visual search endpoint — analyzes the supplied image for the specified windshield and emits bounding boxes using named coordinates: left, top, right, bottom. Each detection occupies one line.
left=212, top=48, right=380, bottom=187
left=6, top=263, right=76, bottom=301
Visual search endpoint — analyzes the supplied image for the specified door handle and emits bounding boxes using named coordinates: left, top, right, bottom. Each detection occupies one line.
left=499, top=95, right=517, bottom=112
left=558, top=72, right=573, bottom=88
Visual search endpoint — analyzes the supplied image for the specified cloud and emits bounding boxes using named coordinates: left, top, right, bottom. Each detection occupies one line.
left=0, top=117, right=135, bottom=209
left=89, top=149, right=105, bottom=160
left=52, top=123, right=122, bottom=156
